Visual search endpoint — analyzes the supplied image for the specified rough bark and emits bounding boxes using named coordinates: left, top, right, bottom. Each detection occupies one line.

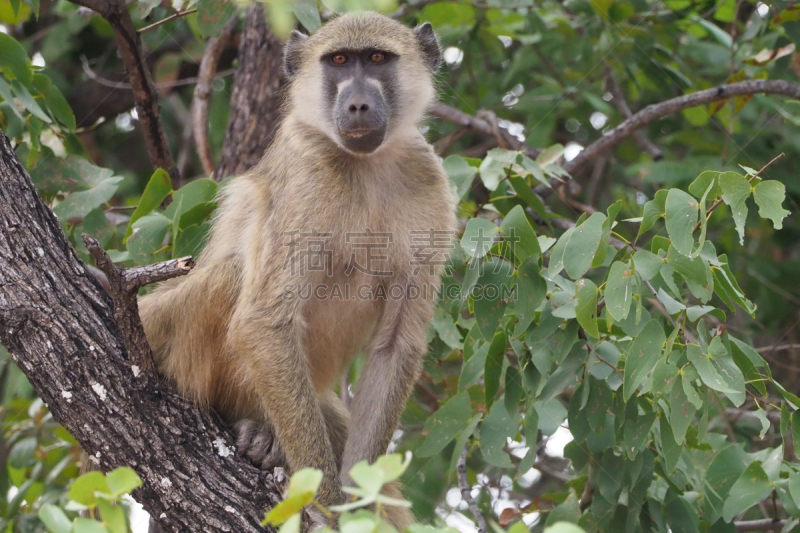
left=0, top=128, right=279, bottom=532
left=215, top=4, right=285, bottom=181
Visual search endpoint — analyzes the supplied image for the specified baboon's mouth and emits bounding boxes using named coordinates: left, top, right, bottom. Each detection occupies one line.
left=339, top=129, right=374, bottom=138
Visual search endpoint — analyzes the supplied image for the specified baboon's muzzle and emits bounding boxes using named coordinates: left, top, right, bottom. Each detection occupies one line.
left=335, top=80, right=388, bottom=154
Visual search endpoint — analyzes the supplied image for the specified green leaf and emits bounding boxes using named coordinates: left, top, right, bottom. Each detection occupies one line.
left=480, top=398, right=518, bottom=468
left=478, top=148, right=517, bottom=190
left=292, top=0, right=321, bottom=32
left=563, top=212, right=606, bottom=279
left=431, top=307, right=463, bottom=350
left=546, top=490, right=580, bottom=525
left=444, top=155, right=477, bottom=200
left=633, top=249, right=663, bottom=280
left=668, top=378, right=696, bottom=445
left=722, top=461, right=772, bottom=522
left=473, top=256, right=514, bottom=340
left=704, top=445, right=749, bottom=523
left=537, top=144, right=564, bottom=166
left=460, top=343, right=488, bottom=391
left=500, top=205, right=541, bottom=263
left=173, top=221, right=211, bottom=259
left=513, top=257, right=546, bottom=336
left=585, top=378, right=613, bottom=432
left=666, top=246, right=713, bottom=302
left=605, top=261, right=636, bottom=322
left=575, top=278, right=599, bottom=338
left=624, top=406, right=656, bottom=459
left=460, top=218, right=498, bottom=259
left=42, top=82, right=76, bottom=130
left=38, top=504, right=71, bottom=533
left=417, top=391, right=473, bottom=457
left=659, top=415, right=682, bottom=475
left=791, top=410, right=800, bottom=460
left=664, top=189, right=699, bottom=256
left=448, top=415, right=481, bottom=474
left=719, top=172, right=751, bottom=245
left=164, top=178, right=218, bottom=219
left=547, top=226, right=574, bottom=278
left=9, top=436, right=36, bottom=468
left=688, top=170, right=721, bottom=198
left=687, top=344, right=737, bottom=394
left=127, top=213, right=171, bottom=265
left=264, top=494, right=309, bottom=526
left=125, top=169, right=172, bottom=241
left=753, top=180, right=790, bottom=230
left=544, top=522, right=587, bottom=533
left=638, top=190, right=667, bottom=238
left=97, top=499, right=127, bottom=533
left=623, top=319, right=666, bottom=400
left=179, top=200, right=218, bottom=230
left=71, top=518, right=108, bottom=533
left=484, top=330, right=506, bottom=409
left=0, top=32, right=32, bottom=85
left=11, top=79, right=50, bottom=122
left=68, top=471, right=110, bottom=506
left=196, top=0, right=236, bottom=38
left=709, top=336, right=745, bottom=406
left=105, top=467, right=142, bottom=496
left=664, top=488, right=699, bottom=533
left=53, top=176, right=122, bottom=222
left=508, top=175, right=547, bottom=218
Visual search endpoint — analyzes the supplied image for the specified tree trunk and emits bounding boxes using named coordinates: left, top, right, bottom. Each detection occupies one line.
left=215, top=4, right=285, bottom=181
left=0, top=129, right=279, bottom=532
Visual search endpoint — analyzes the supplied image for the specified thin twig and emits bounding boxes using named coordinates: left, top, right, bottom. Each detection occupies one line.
left=138, top=8, right=198, bottom=34
left=604, top=68, right=663, bottom=160
left=68, top=0, right=179, bottom=181
left=193, top=15, right=238, bottom=176
left=693, top=153, right=785, bottom=233
left=579, top=464, right=594, bottom=510
left=734, top=519, right=787, bottom=532
left=457, top=444, right=487, bottom=533
left=757, top=344, right=800, bottom=353
left=82, top=234, right=194, bottom=376
left=81, top=55, right=235, bottom=90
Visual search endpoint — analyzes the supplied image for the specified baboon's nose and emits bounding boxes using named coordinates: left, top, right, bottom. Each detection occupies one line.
left=348, top=102, right=370, bottom=113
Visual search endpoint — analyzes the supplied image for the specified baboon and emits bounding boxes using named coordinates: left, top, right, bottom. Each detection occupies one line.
left=139, top=12, right=455, bottom=528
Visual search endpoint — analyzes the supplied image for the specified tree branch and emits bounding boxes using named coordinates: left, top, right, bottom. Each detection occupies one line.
left=0, top=130, right=279, bottom=531
left=215, top=4, right=284, bottom=181
left=69, top=0, right=179, bottom=181
left=193, top=15, right=238, bottom=176
left=563, top=79, right=800, bottom=176
left=429, top=103, right=540, bottom=158
left=735, top=519, right=787, bottom=532
left=457, top=444, right=487, bottom=533
left=82, top=234, right=194, bottom=376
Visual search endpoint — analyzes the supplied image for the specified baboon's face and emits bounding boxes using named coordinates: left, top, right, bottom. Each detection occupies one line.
left=283, top=14, right=442, bottom=156
left=321, top=48, right=396, bottom=154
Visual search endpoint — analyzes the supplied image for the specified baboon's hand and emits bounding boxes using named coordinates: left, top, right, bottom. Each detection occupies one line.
left=233, top=419, right=287, bottom=471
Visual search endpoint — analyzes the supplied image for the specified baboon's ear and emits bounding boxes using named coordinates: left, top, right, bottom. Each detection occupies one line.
left=414, top=23, right=442, bottom=71
left=283, top=30, right=309, bottom=78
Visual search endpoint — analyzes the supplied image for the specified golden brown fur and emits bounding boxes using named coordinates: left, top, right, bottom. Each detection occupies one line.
left=139, top=12, right=455, bottom=529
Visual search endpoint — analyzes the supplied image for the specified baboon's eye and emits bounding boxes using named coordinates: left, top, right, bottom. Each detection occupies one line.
left=370, top=52, right=386, bottom=63
left=332, top=54, right=348, bottom=65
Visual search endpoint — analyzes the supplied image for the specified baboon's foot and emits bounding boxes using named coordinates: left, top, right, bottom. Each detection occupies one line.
left=233, top=419, right=287, bottom=472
